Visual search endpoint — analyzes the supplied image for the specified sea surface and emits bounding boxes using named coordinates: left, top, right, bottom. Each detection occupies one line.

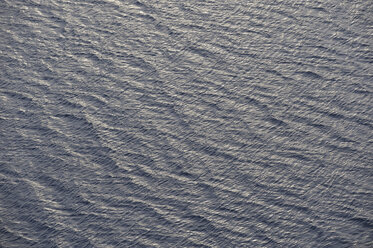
left=1, top=0, right=372, bottom=247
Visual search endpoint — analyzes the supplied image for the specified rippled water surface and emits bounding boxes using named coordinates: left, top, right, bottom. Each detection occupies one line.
left=1, top=0, right=372, bottom=247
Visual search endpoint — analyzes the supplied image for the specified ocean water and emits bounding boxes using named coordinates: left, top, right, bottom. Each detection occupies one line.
left=0, top=0, right=372, bottom=247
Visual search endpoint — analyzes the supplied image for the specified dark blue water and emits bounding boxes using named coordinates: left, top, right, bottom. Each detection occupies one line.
left=1, top=0, right=372, bottom=247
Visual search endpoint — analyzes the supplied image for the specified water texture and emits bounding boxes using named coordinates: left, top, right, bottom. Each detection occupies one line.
left=0, top=0, right=372, bottom=247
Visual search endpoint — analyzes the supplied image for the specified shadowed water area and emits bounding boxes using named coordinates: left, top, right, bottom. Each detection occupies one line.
left=0, top=0, right=372, bottom=247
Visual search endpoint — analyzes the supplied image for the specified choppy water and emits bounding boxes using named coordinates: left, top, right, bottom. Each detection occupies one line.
left=1, top=0, right=372, bottom=247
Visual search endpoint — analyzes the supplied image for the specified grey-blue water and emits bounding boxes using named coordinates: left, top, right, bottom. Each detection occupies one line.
left=1, top=0, right=372, bottom=247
